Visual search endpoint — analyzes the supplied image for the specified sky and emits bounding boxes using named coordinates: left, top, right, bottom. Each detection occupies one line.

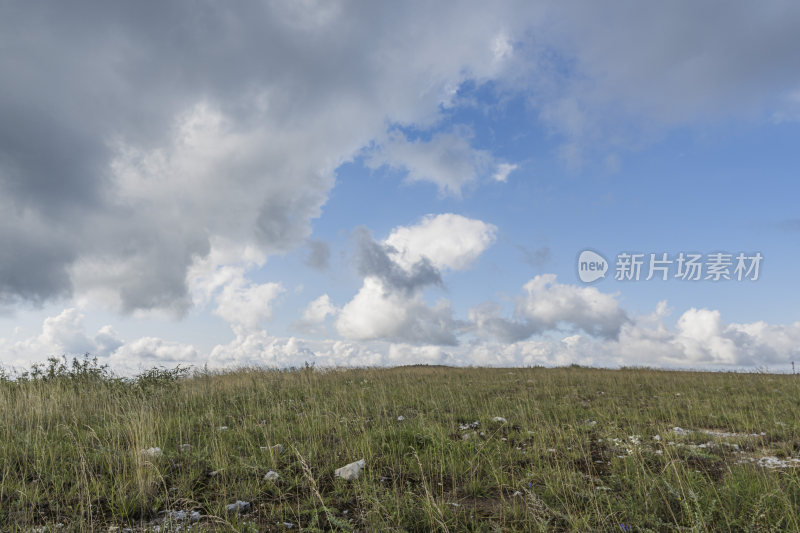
left=1, top=1, right=800, bottom=374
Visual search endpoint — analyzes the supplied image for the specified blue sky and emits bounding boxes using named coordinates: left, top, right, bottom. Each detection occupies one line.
left=1, top=2, right=799, bottom=373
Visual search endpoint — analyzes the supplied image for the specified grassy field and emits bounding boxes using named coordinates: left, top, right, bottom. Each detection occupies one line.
left=2, top=356, right=800, bottom=532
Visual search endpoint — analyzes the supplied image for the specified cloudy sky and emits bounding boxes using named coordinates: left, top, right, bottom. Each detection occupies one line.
left=2, top=1, right=800, bottom=374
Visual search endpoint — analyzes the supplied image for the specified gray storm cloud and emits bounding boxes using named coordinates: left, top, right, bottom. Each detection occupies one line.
left=0, top=1, right=527, bottom=313
left=354, top=228, right=443, bottom=295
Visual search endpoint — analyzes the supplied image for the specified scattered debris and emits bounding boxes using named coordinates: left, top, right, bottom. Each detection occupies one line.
left=335, top=459, right=366, bottom=480
left=459, top=421, right=480, bottom=431
left=699, top=429, right=766, bottom=438
left=755, top=456, right=800, bottom=469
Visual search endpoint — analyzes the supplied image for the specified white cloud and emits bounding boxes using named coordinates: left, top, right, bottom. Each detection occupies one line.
left=337, top=214, right=495, bottom=345
left=491, top=163, right=517, bottom=182
left=384, top=213, right=497, bottom=272
left=336, top=277, right=458, bottom=345
left=518, top=274, right=628, bottom=339
left=293, top=294, right=339, bottom=334
left=4, top=301, right=800, bottom=376
left=212, top=270, right=284, bottom=335
left=302, top=294, right=337, bottom=323
left=470, top=274, right=628, bottom=342
left=109, top=337, right=199, bottom=374
left=0, top=308, right=122, bottom=369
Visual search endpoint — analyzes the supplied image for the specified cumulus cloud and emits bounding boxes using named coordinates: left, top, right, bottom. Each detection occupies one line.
left=518, top=275, right=628, bottom=339
left=4, top=301, right=800, bottom=375
left=0, top=308, right=122, bottom=369
left=212, top=271, right=284, bottom=335
left=108, top=337, right=199, bottom=373
left=293, top=294, right=338, bottom=334
left=337, top=214, right=496, bottom=345
left=470, top=274, right=628, bottom=342
left=383, top=214, right=497, bottom=271
left=0, top=1, right=531, bottom=312
left=301, top=294, right=338, bottom=324
left=336, top=277, right=459, bottom=345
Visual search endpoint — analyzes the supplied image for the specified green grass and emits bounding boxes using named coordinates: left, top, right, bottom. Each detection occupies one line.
left=2, top=356, right=800, bottom=531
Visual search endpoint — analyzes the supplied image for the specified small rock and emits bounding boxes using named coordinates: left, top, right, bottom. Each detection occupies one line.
left=458, top=421, right=480, bottom=431
left=335, top=459, right=366, bottom=480
left=584, top=419, right=598, bottom=426
left=653, top=435, right=661, bottom=441
left=140, top=447, right=163, bottom=458
left=512, top=490, right=523, bottom=497
left=179, top=443, right=192, bottom=452
left=461, top=431, right=477, bottom=441
left=165, top=510, right=187, bottom=521
left=264, top=470, right=280, bottom=481
left=209, top=470, right=222, bottom=477
left=492, top=416, right=507, bottom=423
left=226, top=500, right=250, bottom=514
left=397, top=415, right=405, bottom=421
left=282, top=522, right=294, bottom=529
left=218, top=426, right=228, bottom=431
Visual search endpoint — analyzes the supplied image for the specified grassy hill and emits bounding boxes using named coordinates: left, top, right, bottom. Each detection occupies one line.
left=1, top=357, right=799, bottom=531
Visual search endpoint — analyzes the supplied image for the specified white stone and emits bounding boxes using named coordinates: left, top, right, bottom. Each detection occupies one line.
left=140, top=447, right=163, bottom=458
left=226, top=500, right=250, bottom=513
left=335, top=459, right=366, bottom=480
left=264, top=470, right=280, bottom=481
left=492, top=417, right=507, bottom=423
left=397, top=415, right=405, bottom=421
